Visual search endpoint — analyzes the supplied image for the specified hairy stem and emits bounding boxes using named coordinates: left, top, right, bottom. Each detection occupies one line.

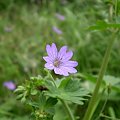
left=100, top=114, right=120, bottom=120
left=95, top=86, right=110, bottom=120
left=60, top=99, right=75, bottom=120
left=49, top=73, right=75, bottom=120
left=83, top=32, right=117, bottom=120
left=115, top=0, right=118, bottom=18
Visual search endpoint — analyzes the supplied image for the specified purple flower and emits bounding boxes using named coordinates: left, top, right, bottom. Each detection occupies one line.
left=43, top=43, right=78, bottom=76
left=3, top=81, right=16, bottom=90
left=4, top=26, right=13, bottom=32
left=52, top=26, right=62, bottom=35
left=55, top=13, right=65, bottom=21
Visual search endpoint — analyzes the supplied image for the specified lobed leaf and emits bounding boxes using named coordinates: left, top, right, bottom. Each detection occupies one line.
left=88, top=20, right=120, bottom=31
left=45, top=77, right=90, bottom=105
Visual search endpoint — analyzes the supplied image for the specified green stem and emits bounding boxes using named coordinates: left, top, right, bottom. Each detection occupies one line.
left=60, top=99, right=75, bottom=120
left=95, top=86, right=110, bottom=120
left=0, top=110, right=17, bottom=117
left=100, top=114, right=120, bottom=120
left=48, top=71, right=57, bottom=87
left=48, top=73, right=75, bottom=120
left=109, top=107, right=116, bottom=118
left=115, top=0, right=118, bottom=18
left=83, top=32, right=117, bottom=120
left=50, top=75, right=57, bottom=87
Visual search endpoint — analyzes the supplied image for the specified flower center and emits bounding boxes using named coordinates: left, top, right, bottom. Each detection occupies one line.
left=53, top=59, right=61, bottom=67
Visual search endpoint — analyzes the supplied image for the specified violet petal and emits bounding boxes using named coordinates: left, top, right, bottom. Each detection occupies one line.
left=46, top=45, right=53, bottom=59
left=55, top=13, right=65, bottom=21
left=52, top=26, right=62, bottom=34
left=43, top=56, right=52, bottom=63
left=3, top=81, right=16, bottom=90
left=62, top=61, right=78, bottom=67
left=62, top=67, right=77, bottom=73
left=59, top=67, right=69, bottom=76
left=62, top=51, right=73, bottom=61
left=51, top=43, right=58, bottom=59
left=45, top=63, right=54, bottom=70
left=54, top=68, right=63, bottom=75
left=58, top=46, right=67, bottom=59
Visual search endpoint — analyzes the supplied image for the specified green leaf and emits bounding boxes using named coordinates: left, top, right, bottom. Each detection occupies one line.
left=14, top=86, right=25, bottom=93
left=45, top=98, right=58, bottom=108
left=21, top=97, right=26, bottom=103
left=39, top=93, right=46, bottom=108
left=16, top=94, right=24, bottom=100
left=77, top=73, right=120, bottom=93
left=31, top=89, right=38, bottom=95
left=103, top=75, right=120, bottom=85
left=88, top=20, right=120, bottom=30
left=103, top=75, right=120, bottom=93
left=45, top=78, right=89, bottom=105
left=88, top=21, right=108, bottom=30
left=27, top=100, right=39, bottom=108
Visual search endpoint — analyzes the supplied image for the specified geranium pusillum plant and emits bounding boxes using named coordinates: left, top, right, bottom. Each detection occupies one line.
left=15, top=43, right=89, bottom=120
left=43, top=43, right=78, bottom=76
left=3, top=81, right=16, bottom=90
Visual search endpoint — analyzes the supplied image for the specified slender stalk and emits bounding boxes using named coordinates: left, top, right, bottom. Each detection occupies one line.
left=109, top=107, right=116, bottom=118
left=100, top=114, right=120, bottom=120
left=49, top=73, right=75, bottom=120
left=0, top=110, right=17, bottom=117
left=60, top=99, right=75, bottom=120
left=49, top=73, right=57, bottom=87
left=115, top=0, right=118, bottom=18
left=95, top=86, right=110, bottom=120
left=83, top=0, right=119, bottom=119
left=83, top=32, right=117, bottom=120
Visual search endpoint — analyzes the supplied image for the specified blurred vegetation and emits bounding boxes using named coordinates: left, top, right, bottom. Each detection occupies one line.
left=0, top=0, right=120, bottom=119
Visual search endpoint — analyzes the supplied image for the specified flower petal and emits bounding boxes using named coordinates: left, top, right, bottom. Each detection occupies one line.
left=3, top=81, right=16, bottom=90
left=45, top=63, right=54, bottom=70
left=62, top=71, right=69, bottom=76
left=61, top=67, right=77, bottom=74
left=54, top=67, right=69, bottom=76
left=59, top=67, right=69, bottom=76
left=55, top=13, right=65, bottom=21
left=46, top=43, right=58, bottom=60
left=46, top=45, right=53, bottom=59
left=62, top=61, right=78, bottom=67
left=52, top=26, right=62, bottom=34
left=62, top=51, right=73, bottom=62
left=43, top=56, right=53, bottom=63
left=58, top=46, right=67, bottom=59
left=54, top=68, right=63, bottom=75
left=51, top=43, right=58, bottom=59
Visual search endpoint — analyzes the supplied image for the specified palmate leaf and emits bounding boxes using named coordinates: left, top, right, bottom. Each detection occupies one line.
left=103, top=75, right=120, bottom=93
left=76, top=73, right=120, bottom=93
left=88, top=20, right=120, bottom=30
left=45, top=77, right=89, bottom=105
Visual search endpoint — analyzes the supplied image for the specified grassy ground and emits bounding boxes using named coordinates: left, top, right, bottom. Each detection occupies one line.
left=0, top=1, right=120, bottom=119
